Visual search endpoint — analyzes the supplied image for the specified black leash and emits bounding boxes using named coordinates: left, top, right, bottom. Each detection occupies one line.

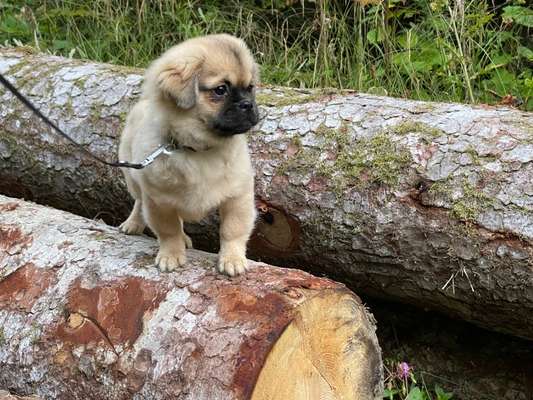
left=0, top=73, right=168, bottom=169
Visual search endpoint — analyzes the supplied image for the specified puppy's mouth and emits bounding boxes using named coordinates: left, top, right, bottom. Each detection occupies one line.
left=211, top=108, right=259, bottom=136
left=212, top=120, right=257, bottom=135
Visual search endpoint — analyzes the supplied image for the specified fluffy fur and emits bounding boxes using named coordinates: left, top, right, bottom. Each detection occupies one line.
left=118, top=34, right=259, bottom=276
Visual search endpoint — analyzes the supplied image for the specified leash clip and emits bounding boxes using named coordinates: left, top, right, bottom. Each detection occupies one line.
left=139, top=144, right=173, bottom=168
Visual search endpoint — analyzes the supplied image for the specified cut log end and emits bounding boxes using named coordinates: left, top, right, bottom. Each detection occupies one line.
left=253, top=290, right=382, bottom=400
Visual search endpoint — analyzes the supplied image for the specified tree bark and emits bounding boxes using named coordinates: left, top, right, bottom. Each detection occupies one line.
left=0, top=48, right=532, bottom=339
left=0, top=391, right=41, bottom=400
left=0, top=195, right=382, bottom=400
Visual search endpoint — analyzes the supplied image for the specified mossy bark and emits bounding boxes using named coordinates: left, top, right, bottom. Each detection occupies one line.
left=1, top=48, right=532, bottom=339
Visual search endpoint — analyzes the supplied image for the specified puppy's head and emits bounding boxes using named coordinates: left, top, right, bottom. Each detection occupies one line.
left=143, top=34, right=260, bottom=137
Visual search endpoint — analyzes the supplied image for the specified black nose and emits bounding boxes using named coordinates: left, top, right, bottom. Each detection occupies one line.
left=239, top=100, right=253, bottom=110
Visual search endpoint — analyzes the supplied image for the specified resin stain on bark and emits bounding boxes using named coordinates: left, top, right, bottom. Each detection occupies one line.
left=0, top=263, right=57, bottom=312
left=0, top=202, right=18, bottom=212
left=0, top=224, right=32, bottom=253
left=56, top=276, right=168, bottom=348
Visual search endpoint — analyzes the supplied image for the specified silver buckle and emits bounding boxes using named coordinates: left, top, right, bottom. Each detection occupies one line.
left=140, top=144, right=173, bottom=168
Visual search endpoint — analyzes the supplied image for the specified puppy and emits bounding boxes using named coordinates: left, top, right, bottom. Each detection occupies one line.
left=118, top=34, right=259, bottom=276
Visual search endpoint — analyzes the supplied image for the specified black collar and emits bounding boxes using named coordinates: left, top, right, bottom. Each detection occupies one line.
left=167, top=135, right=197, bottom=152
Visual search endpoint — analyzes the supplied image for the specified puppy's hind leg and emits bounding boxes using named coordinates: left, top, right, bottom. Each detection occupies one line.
left=178, top=216, right=194, bottom=249
left=119, top=175, right=146, bottom=235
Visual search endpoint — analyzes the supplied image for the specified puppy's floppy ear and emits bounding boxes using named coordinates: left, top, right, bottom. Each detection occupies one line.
left=157, top=57, right=203, bottom=109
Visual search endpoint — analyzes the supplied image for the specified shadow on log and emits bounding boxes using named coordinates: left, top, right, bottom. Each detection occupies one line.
left=0, top=195, right=382, bottom=400
left=0, top=48, right=532, bottom=339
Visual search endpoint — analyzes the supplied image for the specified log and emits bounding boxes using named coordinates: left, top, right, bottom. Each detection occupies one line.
left=0, top=48, right=532, bottom=339
left=0, top=195, right=383, bottom=400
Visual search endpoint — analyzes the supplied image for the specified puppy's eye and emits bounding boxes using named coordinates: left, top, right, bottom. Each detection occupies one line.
left=213, top=85, right=227, bottom=96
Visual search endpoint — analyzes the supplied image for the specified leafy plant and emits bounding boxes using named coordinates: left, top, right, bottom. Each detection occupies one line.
left=435, top=385, right=454, bottom=400
left=383, top=360, right=455, bottom=400
left=502, top=5, right=533, bottom=28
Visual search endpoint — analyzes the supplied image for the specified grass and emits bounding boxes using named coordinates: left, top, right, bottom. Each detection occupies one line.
left=0, top=0, right=531, bottom=110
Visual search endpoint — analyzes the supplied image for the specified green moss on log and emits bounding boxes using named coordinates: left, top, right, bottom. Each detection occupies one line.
left=318, top=123, right=412, bottom=188
left=257, top=87, right=353, bottom=107
left=277, top=123, right=412, bottom=194
left=388, top=121, right=444, bottom=139
left=430, top=178, right=493, bottom=223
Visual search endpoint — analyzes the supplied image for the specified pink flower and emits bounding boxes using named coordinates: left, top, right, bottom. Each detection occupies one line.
left=397, top=362, right=411, bottom=378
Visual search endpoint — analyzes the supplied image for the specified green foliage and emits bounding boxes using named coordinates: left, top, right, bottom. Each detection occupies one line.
left=405, top=387, right=425, bottom=400
left=434, top=385, right=454, bottom=400
left=502, top=6, right=533, bottom=27
left=384, top=360, right=455, bottom=400
left=0, top=0, right=531, bottom=110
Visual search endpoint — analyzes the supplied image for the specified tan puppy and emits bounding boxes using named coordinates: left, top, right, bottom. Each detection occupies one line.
left=118, top=34, right=259, bottom=276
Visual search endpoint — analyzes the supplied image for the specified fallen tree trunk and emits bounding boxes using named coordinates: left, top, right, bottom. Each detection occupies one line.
left=0, top=195, right=383, bottom=400
left=0, top=48, right=532, bottom=339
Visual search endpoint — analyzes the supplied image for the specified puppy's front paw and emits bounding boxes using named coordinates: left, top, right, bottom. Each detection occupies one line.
left=119, top=219, right=145, bottom=235
left=217, top=251, right=249, bottom=277
left=156, top=241, right=186, bottom=272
